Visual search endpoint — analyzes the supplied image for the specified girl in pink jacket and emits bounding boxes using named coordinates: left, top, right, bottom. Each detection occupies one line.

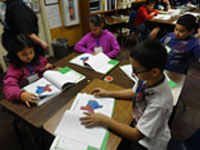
left=3, top=34, right=52, bottom=107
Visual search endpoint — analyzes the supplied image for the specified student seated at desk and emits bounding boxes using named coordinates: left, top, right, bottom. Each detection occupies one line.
left=155, top=0, right=171, bottom=11
left=3, top=34, right=53, bottom=108
left=80, top=39, right=173, bottom=150
left=160, top=14, right=200, bottom=74
left=74, top=14, right=120, bottom=58
left=134, top=0, right=161, bottom=39
left=174, top=0, right=198, bottom=8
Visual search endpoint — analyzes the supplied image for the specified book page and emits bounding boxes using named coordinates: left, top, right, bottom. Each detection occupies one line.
left=86, top=53, right=110, bottom=70
left=50, top=135, right=87, bottom=150
left=70, top=93, right=115, bottom=117
left=55, top=110, right=107, bottom=149
left=23, top=78, right=61, bottom=97
left=120, top=64, right=138, bottom=83
left=69, top=53, right=93, bottom=67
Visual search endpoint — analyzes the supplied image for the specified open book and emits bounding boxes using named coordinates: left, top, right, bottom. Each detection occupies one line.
left=69, top=53, right=119, bottom=74
left=23, top=67, right=85, bottom=106
left=50, top=93, right=115, bottom=150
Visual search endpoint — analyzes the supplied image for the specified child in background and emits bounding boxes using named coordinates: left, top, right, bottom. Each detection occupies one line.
left=74, top=14, right=120, bottom=58
left=134, top=0, right=160, bottom=39
left=155, top=0, right=171, bottom=11
left=160, top=14, right=200, bottom=74
left=80, top=39, right=173, bottom=150
left=3, top=34, right=53, bottom=107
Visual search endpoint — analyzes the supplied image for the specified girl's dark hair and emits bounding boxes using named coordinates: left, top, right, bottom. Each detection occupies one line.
left=7, top=34, right=39, bottom=69
left=88, top=14, right=105, bottom=26
left=177, top=14, right=197, bottom=31
left=130, top=39, right=168, bottom=71
left=145, top=0, right=155, bottom=5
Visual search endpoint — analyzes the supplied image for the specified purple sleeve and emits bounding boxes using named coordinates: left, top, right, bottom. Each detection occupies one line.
left=3, top=66, right=24, bottom=101
left=74, top=33, right=94, bottom=54
left=106, top=34, right=121, bottom=58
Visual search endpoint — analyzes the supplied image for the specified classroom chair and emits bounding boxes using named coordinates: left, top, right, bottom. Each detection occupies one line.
left=167, top=128, right=200, bottom=150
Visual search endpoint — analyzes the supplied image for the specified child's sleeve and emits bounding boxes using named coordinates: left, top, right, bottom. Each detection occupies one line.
left=3, top=67, right=24, bottom=102
left=193, top=41, right=200, bottom=60
left=140, top=9, right=154, bottom=20
left=106, top=34, right=121, bottom=58
left=74, top=34, right=94, bottom=54
left=136, top=106, right=166, bottom=138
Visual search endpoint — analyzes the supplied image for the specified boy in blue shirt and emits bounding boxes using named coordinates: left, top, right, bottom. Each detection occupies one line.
left=160, top=14, right=200, bottom=74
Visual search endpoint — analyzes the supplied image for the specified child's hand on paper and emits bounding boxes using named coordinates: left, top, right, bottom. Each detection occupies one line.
left=91, top=88, right=109, bottom=97
left=80, top=112, right=109, bottom=128
left=45, top=63, right=55, bottom=70
left=20, top=91, right=38, bottom=108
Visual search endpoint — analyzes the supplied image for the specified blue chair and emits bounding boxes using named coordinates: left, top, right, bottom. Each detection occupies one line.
left=129, top=10, right=137, bottom=33
left=168, top=128, right=200, bottom=150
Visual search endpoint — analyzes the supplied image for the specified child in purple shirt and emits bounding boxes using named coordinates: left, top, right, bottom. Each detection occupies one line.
left=160, top=14, right=200, bottom=74
left=3, top=34, right=53, bottom=107
left=74, top=14, right=120, bottom=58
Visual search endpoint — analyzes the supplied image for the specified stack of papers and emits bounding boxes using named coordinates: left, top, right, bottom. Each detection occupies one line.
left=50, top=93, right=115, bottom=150
left=70, top=53, right=119, bottom=74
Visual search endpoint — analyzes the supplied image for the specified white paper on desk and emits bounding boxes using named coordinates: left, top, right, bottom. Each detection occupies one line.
left=154, top=14, right=171, bottom=20
left=50, top=135, right=87, bottom=150
left=183, top=12, right=200, bottom=17
left=120, top=64, right=138, bottom=83
left=55, top=110, right=107, bottom=149
left=70, top=93, right=115, bottom=117
left=168, top=9, right=181, bottom=15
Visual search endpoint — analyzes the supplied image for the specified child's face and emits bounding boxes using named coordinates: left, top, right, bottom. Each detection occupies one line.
left=17, top=47, right=35, bottom=64
left=174, top=24, right=194, bottom=40
left=129, top=57, right=150, bottom=81
left=89, top=23, right=103, bottom=37
left=146, top=3, right=155, bottom=11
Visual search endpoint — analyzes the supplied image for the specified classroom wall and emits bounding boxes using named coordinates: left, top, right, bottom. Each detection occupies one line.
left=49, top=1, right=89, bottom=47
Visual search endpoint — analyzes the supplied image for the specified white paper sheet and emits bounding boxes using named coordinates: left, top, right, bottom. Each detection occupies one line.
left=45, top=4, right=62, bottom=29
left=55, top=110, right=107, bottom=149
left=120, top=64, right=138, bottom=83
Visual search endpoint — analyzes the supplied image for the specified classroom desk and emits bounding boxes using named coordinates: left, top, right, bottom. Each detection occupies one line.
left=106, top=60, right=186, bottom=105
left=44, top=79, right=133, bottom=150
left=0, top=52, right=105, bottom=128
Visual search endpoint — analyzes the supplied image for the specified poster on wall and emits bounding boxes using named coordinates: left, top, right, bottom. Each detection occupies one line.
left=61, top=0, right=80, bottom=27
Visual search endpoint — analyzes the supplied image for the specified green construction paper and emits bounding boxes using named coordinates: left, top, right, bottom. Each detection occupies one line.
left=58, top=66, right=72, bottom=74
left=108, top=59, right=119, bottom=65
left=168, top=80, right=178, bottom=88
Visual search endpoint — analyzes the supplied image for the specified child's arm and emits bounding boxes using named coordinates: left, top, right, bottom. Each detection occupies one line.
left=106, top=34, right=121, bottom=58
left=91, top=88, right=134, bottom=99
left=3, top=68, right=25, bottom=102
left=74, top=34, right=94, bottom=54
left=80, top=112, right=144, bottom=141
left=20, top=91, right=38, bottom=108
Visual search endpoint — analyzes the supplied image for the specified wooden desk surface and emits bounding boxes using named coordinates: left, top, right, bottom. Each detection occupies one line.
left=0, top=52, right=105, bottom=128
left=44, top=79, right=133, bottom=150
left=106, top=60, right=134, bottom=89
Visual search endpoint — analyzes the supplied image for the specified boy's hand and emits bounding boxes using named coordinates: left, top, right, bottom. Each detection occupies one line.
left=20, top=91, right=38, bottom=108
left=80, top=112, right=108, bottom=128
left=91, top=88, right=109, bottom=97
left=150, top=12, right=156, bottom=16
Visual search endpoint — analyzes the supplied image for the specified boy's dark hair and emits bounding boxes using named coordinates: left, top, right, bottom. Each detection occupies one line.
left=130, top=39, right=168, bottom=71
left=88, top=14, right=105, bottom=26
left=145, top=0, right=155, bottom=5
left=7, top=34, right=39, bottom=69
left=177, top=14, right=197, bottom=31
